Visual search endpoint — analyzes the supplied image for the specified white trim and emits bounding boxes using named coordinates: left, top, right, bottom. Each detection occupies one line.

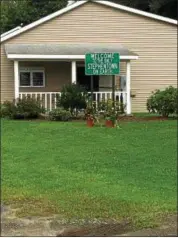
left=20, top=67, right=45, bottom=71
left=19, top=67, right=45, bottom=87
left=71, top=61, right=77, bottom=84
left=1, top=26, right=21, bottom=38
left=94, top=1, right=177, bottom=25
left=67, top=0, right=75, bottom=6
left=7, top=54, right=139, bottom=60
left=14, top=61, right=19, bottom=99
left=126, top=61, right=131, bottom=115
left=1, top=0, right=177, bottom=43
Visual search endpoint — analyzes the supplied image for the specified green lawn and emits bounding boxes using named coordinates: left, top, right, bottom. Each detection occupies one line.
left=2, top=119, right=177, bottom=229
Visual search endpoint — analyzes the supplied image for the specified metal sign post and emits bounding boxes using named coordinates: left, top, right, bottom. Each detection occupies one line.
left=112, top=75, right=115, bottom=110
left=91, top=75, right=94, bottom=103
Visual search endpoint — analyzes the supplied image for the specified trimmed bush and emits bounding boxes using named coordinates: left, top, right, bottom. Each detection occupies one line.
left=48, top=108, right=72, bottom=121
left=0, top=101, right=17, bottom=119
left=147, top=86, right=178, bottom=117
left=1, top=97, right=45, bottom=119
left=56, top=84, right=88, bottom=116
left=16, top=97, right=45, bottom=119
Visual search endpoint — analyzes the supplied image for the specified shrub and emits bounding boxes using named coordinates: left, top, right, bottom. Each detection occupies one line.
left=84, top=99, right=125, bottom=123
left=0, top=101, right=17, bottom=119
left=56, top=84, right=88, bottom=116
left=48, top=108, right=72, bottom=121
left=1, top=97, right=45, bottom=119
left=98, top=99, right=125, bottom=115
left=16, top=97, right=45, bottom=119
left=147, top=86, right=178, bottom=117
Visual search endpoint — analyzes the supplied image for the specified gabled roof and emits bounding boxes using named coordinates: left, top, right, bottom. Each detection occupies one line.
left=1, top=0, right=177, bottom=43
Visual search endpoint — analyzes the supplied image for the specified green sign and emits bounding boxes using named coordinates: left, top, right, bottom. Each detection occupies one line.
left=85, top=53, right=120, bottom=75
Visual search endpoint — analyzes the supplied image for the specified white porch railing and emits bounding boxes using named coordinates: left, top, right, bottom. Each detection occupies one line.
left=19, top=91, right=127, bottom=112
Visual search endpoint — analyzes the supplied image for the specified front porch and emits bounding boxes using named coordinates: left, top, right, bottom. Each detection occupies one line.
left=19, top=91, right=128, bottom=112
left=5, top=43, right=138, bottom=114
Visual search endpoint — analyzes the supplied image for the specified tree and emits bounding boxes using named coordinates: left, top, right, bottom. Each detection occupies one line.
left=1, top=0, right=30, bottom=34
left=111, top=0, right=151, bottom=12
left=76, top=0, right=177, bottom=19
left=0, top=0, right=68, bottom=34
left=150, top=0, right=177, bottom=19
left=29, top=0, right=67, bottom=21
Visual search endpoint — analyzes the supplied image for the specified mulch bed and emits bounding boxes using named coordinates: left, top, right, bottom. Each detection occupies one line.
left=117, top=116, right=170, bottom=122
left=15, top=115, right=177, bottom=123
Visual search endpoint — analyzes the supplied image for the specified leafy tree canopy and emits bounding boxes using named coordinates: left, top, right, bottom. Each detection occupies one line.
left=1, top=0, right=67, bottom=34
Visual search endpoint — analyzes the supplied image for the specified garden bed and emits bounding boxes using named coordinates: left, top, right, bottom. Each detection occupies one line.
left=117, top=115, right=171, bottom=122
left=22, top=115, right=177, bottom=124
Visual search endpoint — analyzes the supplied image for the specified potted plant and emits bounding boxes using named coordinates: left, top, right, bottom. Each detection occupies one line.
left=104, top=109, right=117, bottom=128
left=85, top=105, right=95, bottom=127
left=86, top=113, right=95, bottom=127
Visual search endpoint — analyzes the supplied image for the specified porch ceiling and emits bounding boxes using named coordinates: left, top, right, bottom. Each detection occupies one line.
left=5, top=43, right=138, bottom=60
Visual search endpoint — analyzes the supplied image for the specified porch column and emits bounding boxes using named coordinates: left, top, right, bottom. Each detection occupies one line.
left=71, top=61, right=76, bottom=84
left=14, top=60, right=19, bottom=99
left=126, top=60, right=131, bottom=115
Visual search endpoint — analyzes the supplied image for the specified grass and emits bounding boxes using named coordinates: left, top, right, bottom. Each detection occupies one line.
left=1, top=118, right=177, bottom=229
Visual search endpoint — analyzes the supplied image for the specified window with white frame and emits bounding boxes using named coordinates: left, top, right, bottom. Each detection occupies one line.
left=19, top=68, right=45, bottom=87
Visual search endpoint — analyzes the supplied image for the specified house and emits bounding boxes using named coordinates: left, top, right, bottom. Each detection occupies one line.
left=0, top=0, right=177, bottom=113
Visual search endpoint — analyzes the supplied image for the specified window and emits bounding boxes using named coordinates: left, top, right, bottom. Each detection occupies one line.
left=19, top=68, right=45, bottom=87
left=20, top=72, right=31, bottom=86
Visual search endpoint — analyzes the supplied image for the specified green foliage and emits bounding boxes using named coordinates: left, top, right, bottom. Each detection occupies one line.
left=76, top=0, right=177, bottom=19
left=147, top=86, right=178, bottom=117
left=1, top=0, right=68, bottom=33
left=84, top=99, right=126, bottom=125
left=103, top=100, right=118, bottom=123
left=0, top=101, right=18, bottom=119
left=56, top=84, right=88, bottom=116
left=84, top=101, right=98, bottom=122
left=150, top=0, right=177, bottom=19
left=48, top=108, right=72, bottom=121
left=1, top=97, right=45, bottom=119
left=16, top=97, right=45, bottom=119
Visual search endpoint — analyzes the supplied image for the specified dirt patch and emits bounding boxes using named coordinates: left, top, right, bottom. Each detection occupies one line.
left=56, top=221, right=133, bottom=237
left=16, top=115, right=177, bottom=124
left=117, top=116, right=170, bottom=122
left=119, top=214, right=178, bottom=237
left=1, top=205, right=133, bottom=237
left=1, top=205, right=177, bottom=237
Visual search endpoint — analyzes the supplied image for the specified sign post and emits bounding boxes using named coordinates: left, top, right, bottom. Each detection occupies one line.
left=91, top=75, right=94, bottom=102
left=112, top=75, right=115, bottom=109
left=85, top=53, right=120, bottom=107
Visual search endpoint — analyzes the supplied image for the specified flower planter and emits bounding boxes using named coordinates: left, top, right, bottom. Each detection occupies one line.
left=105, top=120, right=114, bottom=128
left=87, top=119, right=94, bottom=127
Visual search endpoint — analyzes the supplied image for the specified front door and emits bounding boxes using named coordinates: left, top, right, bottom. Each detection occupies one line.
left=77, top=66, right=99, bottom=92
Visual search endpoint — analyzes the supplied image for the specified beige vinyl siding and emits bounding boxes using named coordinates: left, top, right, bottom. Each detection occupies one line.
left=1, top=46, right=14, bottom=101
left=1, top=1, right=177, bottom=111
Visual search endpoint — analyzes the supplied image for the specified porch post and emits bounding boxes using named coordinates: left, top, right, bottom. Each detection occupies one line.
left=126, top=60, right=131, bottom=115
left=71, top=61, right=76, bottom=84
left=14, top=60, right=19, bottom=100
